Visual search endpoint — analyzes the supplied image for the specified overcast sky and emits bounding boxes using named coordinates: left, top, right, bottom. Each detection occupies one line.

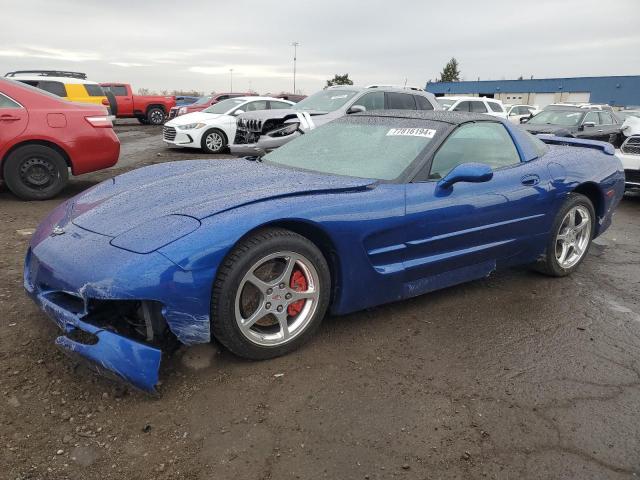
left=1, top=0, right=639, bottom=95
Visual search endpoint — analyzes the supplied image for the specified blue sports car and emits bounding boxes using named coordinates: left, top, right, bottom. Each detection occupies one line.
left=24, top=111, right=625, bottom=392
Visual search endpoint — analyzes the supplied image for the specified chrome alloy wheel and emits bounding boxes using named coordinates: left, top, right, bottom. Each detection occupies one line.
left=205, top=132, right=224, bottom=151
left=555, top=205, right=592, bottom=269
left=235, top=251, right=320, bottom=346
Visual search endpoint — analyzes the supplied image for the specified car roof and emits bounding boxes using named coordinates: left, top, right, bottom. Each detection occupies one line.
left=234, top=96, right=292, bottom=102
left=8, top=74, right=99, bottom=85
left=354, top=110, right=501, bottom=124
left=325, top=85, right=435, bottom=96
left=440, top=96, right=503, bottom=103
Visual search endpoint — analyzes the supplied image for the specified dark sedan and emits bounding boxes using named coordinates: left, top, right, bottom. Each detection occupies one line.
left=522, top=107, right=622, bottom=145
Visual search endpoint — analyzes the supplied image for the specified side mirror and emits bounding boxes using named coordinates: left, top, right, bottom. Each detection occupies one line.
left=233, top=109, right=245, bottom=116
left=437, top=163, right=493, bottom=189
left=347, top=105, right=366, bottom=114
left=520, top=117, right=529, bottom=124
left=582, top=121, right=596, bottom=129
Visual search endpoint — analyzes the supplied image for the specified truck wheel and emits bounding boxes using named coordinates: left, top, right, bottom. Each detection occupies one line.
left=201, top=129, right=227, bottom=153
left=3, top=145, right=69, bottom=200
left=146, top=107, right=165, bottom=125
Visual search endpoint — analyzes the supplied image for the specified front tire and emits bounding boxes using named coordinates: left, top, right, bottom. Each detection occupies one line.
left=535, top=193, right=595, bottom=277
left=3, top=145, right=69, bottom=200
left=201, top=129, right=227, bottom=154
left=211, top=228, right=331, bottom=360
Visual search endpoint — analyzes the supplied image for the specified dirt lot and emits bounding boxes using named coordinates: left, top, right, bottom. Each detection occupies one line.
left=2, top=122, right=640, bottom=480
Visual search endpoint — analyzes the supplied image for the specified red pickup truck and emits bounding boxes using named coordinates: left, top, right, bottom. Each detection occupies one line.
left=100, top=83, right=175, bottom=125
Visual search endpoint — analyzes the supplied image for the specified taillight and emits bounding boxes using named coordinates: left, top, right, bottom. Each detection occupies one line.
left=85, top=115, right=114, bottom=128
left=101, top=98, right=109, bottom=106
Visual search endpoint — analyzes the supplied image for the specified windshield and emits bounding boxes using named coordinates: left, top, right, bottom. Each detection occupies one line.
left=263, top=117, right=440, bottom=180
left=528, top=110, right=584, bottom=126
left=437, top=98, right=456, bottom=110
left=293, top=89, right=358, bottom=112
left=203, top=98, right=245, bottom=114
left=192, top=96, right=212, bottom=105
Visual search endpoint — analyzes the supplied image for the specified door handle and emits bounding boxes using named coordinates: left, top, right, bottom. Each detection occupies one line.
left=521, top=174, right=540, bottom=186
left=0, top=114, right=20, bottom=122
left=597, top=129, right=604, bottom=133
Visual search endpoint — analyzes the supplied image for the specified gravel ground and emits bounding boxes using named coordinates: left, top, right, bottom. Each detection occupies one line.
left=1, top=121, right=639, bottom=479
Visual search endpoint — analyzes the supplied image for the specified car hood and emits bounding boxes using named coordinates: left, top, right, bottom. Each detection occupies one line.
left=166, top=111, right=225, bottom=126
left=522, top=124, right=577, bottom=134
left=65, top=159, right=375, bottom=237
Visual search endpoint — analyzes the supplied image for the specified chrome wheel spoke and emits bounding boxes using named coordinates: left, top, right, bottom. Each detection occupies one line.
left=241, top=305, right=268, bottom=330
left=275, top=311, right=290, bottom=340
left=274, top=255, right=298, bottom=286
left=568, top=208, right=577, bottom=228
left=287, top=289, right=317, bottom=303
left=245, top=272, right=272, bottom=294
left=575, top=217, right=589, bottom=232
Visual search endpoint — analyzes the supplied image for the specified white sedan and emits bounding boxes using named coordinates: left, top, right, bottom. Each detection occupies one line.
left=163, top=96, right=294, bottom=153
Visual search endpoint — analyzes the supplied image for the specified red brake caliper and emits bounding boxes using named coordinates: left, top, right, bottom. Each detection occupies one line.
left=287, top=269, right=307, bottom=317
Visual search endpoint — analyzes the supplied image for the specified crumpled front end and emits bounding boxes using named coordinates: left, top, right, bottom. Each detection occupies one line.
left=24, top=206, right=216, bottom=392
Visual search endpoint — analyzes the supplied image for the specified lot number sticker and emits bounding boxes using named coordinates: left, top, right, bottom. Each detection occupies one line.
left=387, top=128, right=436, bottom=138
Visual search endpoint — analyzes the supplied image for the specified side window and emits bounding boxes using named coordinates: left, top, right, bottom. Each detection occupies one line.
left=583, top=111, right=600, bottom=125
left=414, top=95, right=434, bottom=111
left=470, top=101, right=488, bottom=113
left=39, top=81, right=67, bottom=97
left=429, top=122, right=521, bottom=179
left=0, top=93, right=21, bottom=108
left=487, top=102, right=504, bottom=113
left=217, top=95, right=229, bottom=101
left=355, top=92, right=384, bottom=111
left=243, top=100, right=268, bottom=112
left=269, top=101, right=293, bottom=109
left=386, top=92, right=416, bottom=110
left=84, top=84, right=105, bottom=96
left=598, top=111, right=614, bottom=124
left=110, top=86, right=128, bottom=96
left=452, top=101, right=470, bottom=112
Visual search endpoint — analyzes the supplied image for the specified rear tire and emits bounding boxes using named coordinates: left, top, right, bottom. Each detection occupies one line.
left=534, top=193, right=595, bottom=277
left=3, top=145, right=69, bottom=200
left=211, top=228, right=331, bottom=360
left=146, top=107, right=165, bottom=125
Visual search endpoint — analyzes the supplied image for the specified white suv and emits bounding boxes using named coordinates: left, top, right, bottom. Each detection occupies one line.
left=437, top=96, right=507, bottom=119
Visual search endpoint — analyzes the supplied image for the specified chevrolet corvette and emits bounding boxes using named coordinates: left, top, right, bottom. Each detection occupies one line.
left=24, top=110, right=625, bottom=391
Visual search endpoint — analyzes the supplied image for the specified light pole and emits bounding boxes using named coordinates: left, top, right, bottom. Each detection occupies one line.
left=291, top=41, right=299, bottom=94
left=229, top=68, right=234, bottom=92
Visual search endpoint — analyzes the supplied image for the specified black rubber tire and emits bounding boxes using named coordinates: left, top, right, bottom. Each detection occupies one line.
left=3, top=145, right=69, bottom=200
left=211, top=228, right=331, bottom=360
left=137, top=117, right=149, bottom=125
left=200, top=128, right=228, bottom=154
left=534, top=193, right=595, bottom=277
left=146, top=107, right=165, bottom=125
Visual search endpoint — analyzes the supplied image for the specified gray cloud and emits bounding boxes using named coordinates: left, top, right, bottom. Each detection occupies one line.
left=1, top=0, right=639, bottom=94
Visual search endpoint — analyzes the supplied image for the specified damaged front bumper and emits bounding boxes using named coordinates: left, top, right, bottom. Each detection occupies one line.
left=25, top=258, right=162, bottom=392
left=230, top=132, right=300, bottom=156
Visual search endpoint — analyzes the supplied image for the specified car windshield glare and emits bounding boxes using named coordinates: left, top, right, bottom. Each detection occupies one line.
left=437, top=98, right=456, bottom=109
left=193, top=96, right=212, bottom=105
left=263, top=117, right=441, bottom=180
left=528, top=110, right=583, bottom=126
left=293, top=89, right=358, bottom=112
left=203, top=98, right=245, bottom=114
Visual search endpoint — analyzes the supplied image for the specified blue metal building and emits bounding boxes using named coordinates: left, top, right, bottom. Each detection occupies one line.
left=425, top=76, right=640, bottom=107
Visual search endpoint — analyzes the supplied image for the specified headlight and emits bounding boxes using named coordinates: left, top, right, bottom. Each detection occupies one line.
left=111, top=215, right=201, bottom=254
left=178, top=107, right=187, bottom=115
left=177, top=123, right=206, bottom=130
left=267, top=122, right=300, bottom=137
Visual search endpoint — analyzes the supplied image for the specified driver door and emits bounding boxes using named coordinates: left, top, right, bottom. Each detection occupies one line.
left=403, top=122, right=552, bottom=297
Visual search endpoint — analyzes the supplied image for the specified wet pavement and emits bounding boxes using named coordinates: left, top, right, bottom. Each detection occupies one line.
left=1, top=122, right=639, bottom=479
